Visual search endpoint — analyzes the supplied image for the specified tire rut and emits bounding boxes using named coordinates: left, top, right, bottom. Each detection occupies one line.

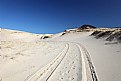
left=24, top=43, right=69, bottom=81
left=77, top=44, right=98, bottom=81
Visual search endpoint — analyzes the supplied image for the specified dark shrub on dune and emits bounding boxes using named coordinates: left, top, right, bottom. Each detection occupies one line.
left=61, top=32, right=66, bottom=36
left=42, top=36, right=50, bottom=39
left=90, top=31, right=101, bottom=36
left=95, top=31, right=112, bottom=39
left=78, top=24, right=96, bottom=30
left=106, top=35, right=115, bottom=41
left=106, top=31, right=121, bottom=42
left=117, top=35, right=121, bottom=42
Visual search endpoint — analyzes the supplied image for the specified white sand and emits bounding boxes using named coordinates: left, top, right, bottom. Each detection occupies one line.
left=48, top=32, right=121, bottom=81
left=0, top=29, right=121, bottom=81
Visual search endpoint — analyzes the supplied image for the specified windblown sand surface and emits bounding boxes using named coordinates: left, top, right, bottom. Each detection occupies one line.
left=0, top=28, right=121, bottom=81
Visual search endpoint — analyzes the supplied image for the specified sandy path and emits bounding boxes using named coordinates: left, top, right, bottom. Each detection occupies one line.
left=77, top=44, right=98, bottom=81
left=25, top=43, right=83, bottom=81
left=45, top=43, right=82, bottom=81
left=38, top=42, right=98, bottom=81
left=0, top=40, right=97, bottom=81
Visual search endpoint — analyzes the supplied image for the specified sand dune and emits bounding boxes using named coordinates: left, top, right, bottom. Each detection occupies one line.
left=0, top=27, right=121, bottom=81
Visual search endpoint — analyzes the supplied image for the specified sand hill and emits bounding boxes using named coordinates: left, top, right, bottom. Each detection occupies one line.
left=0, top=26, right=121, bottom=81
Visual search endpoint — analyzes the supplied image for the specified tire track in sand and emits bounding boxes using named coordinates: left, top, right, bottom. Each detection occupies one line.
left=46, top=43, right=82, bottom=81
left=77, top=43, right=98, bottom=81
left=24, top=43, right=69, bottom=81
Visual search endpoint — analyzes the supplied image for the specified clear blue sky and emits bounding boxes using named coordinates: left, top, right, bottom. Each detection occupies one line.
left=0, top=0, right=121, bottom=34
